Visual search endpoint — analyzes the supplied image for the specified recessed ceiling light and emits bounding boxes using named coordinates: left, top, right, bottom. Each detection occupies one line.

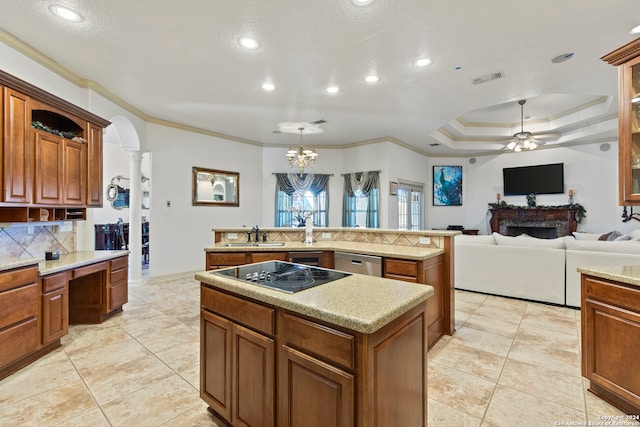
left=414, top=58, right=433, bottom=68
left=49, top=4, right=83, bottom=22
left=364, top=74, right=381, bottom=83
left=352, top=0, right=374, bottom=5
left=238, top=37, right=260, bottom=50
left=325, top=86, right=340, bottom=94
left=631, top=25, right=640, bottom=34
left=262, top=82, right=275, bottom=91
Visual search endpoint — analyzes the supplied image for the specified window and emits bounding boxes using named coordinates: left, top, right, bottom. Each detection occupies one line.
left=342, top=171, right=379, bottom=228
left=274, top=174, right=330, bottom=227
left=398, top=182, right=423, bottom=230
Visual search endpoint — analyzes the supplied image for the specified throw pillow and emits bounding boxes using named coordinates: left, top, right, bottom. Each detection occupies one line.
left=599, top=231, right=623, bottom=241
left=572, top=232, right=602, bottom=240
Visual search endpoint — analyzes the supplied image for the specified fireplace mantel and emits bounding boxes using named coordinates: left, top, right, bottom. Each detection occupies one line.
left=490, top=207, right=579, bottom=238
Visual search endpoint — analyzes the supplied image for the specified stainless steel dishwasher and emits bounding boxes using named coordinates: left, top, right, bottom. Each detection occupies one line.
left=334, top=251, right=382, bottom=276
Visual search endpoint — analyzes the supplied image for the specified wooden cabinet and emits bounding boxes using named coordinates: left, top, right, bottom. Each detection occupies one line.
left=581, top=274, right=640, bottom=415
left=107, top=256, right=128, bottom=312
left=41, top=271, right=69, bottom=345
left=0, top=265, right=39, bottom=378
left=384, top=255, right=444, bottom=348
left=0, top=69, right=109, bottom=220
left=34, top=130, right=63, bottom=204
left=86, top=122, right=103, bottom=206
left=2, top=87, right=32, bottom=203
left=201, top=282, right=429, bottom=427
left=602, top=38, right=640, bottom=204
left=62, top=137, right=87, bottom=205
left=201, top=287, right=275, bottom=426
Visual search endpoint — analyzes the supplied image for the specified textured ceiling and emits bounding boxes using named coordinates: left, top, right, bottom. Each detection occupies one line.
left=0, top=0, right=635, bottom=155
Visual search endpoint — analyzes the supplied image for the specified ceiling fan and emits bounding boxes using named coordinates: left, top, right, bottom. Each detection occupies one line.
left=504, top=100, right=558, bottom=152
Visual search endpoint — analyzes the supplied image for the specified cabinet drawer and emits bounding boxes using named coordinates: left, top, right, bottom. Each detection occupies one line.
left=207, top=252, right=247, bottom=268
left=250, top=252, right=288, bottom=263
left=110, top=267, right=128, bottom=285
left=0, top=283, right=38, bottom=330
left=110, top=256, right=128, bottom=271
left=0, top=317, right=39, bottom=368
left=384, top=273, right=418, bottom=283
left=281, top=312, right=355, bottom=370
left=42, top=271, right=68, bottom=293
left=73, top=261, right=107, bottom=278
left=0, top=266, right=37, bottom=292
left=585, top=276, right=640, bottom=313
left=201, top=286, right=274, bottom=335
left=384, top=258, right=418, bottom=277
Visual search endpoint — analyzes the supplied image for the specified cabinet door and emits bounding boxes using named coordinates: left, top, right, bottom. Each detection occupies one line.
left=2, top=88, right=32, bottom=203
left=62, top=139, right=87, bottom=205
left=34, top=131, right=63, bottom=204
left=86, top=122, right=103, bottom=206
left=201, top=310, right=232, bottom=421
left=279, top=345, right=354, bottom=427
left=42, top=286, right=69, bottom=344
left=619, top=54, right=640, bottom=204
left=233, top=324, right=275, bottom=427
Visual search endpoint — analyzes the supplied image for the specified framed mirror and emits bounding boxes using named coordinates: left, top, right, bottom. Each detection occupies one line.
left=192, top=167, right=239, bottom=206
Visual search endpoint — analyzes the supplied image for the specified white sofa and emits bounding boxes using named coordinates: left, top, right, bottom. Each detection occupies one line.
left=454, top=232, right=640, bottom=307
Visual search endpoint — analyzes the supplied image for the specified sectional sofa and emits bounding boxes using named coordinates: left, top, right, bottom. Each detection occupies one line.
left=454, top=231, right=640, bottom=307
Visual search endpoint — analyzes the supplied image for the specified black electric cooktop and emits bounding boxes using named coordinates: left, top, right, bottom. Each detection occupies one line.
left=211, top=261, right=351, bottom=293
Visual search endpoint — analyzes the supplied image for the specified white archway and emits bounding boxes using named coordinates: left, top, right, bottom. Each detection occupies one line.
left=104, top=115, right=146, bottom=285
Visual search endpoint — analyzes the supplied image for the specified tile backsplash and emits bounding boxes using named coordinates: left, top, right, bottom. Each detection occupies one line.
left=0, top=223, right=75, bottom=259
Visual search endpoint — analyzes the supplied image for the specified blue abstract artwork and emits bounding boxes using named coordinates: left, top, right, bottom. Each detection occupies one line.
left=433, top=166, right=462, bottom=206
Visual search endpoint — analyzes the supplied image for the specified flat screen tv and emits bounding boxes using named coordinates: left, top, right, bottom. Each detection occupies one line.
left=503, top=163, right=564, bottom=195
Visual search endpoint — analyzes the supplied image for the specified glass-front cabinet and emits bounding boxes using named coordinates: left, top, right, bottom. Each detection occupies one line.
left=603, top=38, right=640, bottom=204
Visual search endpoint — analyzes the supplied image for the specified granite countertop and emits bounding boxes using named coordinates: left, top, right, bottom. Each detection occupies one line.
left=196, top=268, right=433, bottom=334
left=0, top=258, right=42, bottom=272
left=212, top=227, right=460, bottom=237
left=38, top=250, right=130, bottom=275
left=205, top=240, right=444, bottom=261
left=578, top=265, right=640, bottom=287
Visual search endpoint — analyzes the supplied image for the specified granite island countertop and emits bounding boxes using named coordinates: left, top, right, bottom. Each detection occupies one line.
left=196, top=268, right=434, bottom=334
left=205, top=240, right=444, bottom=261
left=577, top=265, right=640, bottom=288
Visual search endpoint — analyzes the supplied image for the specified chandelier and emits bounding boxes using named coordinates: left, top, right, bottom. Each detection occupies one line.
left=286, top=127, right=318, bottom=174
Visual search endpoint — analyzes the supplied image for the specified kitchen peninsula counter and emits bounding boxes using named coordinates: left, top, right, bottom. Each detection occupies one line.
left=197, top=266, right=433, bottom=426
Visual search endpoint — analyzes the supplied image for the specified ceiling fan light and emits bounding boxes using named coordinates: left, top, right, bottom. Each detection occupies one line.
left=514, top=145, right=522, bottom=152
left=507, top=141, right=516, bottom=150
left=523, top=140, right=531, bottom=149
left=529, top=141, right=537, bottom=150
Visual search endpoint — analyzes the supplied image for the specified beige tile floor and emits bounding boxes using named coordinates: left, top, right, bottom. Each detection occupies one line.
left=0, top=278, right=630, bottom=426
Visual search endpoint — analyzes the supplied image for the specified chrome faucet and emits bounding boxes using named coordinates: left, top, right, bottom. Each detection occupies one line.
left=252, top=225, right=260, bottom=243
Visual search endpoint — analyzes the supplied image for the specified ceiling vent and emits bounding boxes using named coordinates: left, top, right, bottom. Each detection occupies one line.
left=471, top=72, right=504, bottom=85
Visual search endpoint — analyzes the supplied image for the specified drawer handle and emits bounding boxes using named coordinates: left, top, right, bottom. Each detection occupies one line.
left=351, top=260, right=362, bottom=265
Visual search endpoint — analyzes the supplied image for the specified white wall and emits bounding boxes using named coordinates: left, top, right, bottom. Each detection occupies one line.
left=146, top=124, right=264, bottom=277
left=427, top=142, right=625, bottom=234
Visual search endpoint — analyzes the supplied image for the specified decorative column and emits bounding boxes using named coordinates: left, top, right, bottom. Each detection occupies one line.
left=127, top=149, right=144, bottom=284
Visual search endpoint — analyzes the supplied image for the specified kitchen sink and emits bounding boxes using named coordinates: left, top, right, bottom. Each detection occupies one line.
left=225, top=242, right=255, bottom=247
left=255, top=242, right=285, bottom=247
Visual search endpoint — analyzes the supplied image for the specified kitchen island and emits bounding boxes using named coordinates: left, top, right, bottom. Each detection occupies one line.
left=205, top=227, right=456, bottom=349
left=196, top=262, right=433, bottom=427
left=579, top=265, right=640, bottom=416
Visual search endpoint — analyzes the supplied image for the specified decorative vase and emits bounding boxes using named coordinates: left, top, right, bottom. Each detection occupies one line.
left=526, top=193, right=536, bottom=207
